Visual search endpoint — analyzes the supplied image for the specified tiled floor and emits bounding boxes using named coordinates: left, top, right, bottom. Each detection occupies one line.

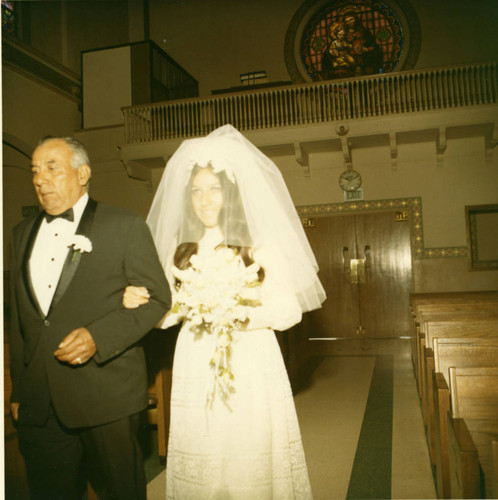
left=147, top=338, right=436, bottom=500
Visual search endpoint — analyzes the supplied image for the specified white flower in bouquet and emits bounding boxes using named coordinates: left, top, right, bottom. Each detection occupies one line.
left=171, top=247, right=262, bottom=408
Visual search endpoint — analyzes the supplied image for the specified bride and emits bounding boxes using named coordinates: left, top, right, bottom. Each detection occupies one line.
left=123, top=124, right=325, bottom=499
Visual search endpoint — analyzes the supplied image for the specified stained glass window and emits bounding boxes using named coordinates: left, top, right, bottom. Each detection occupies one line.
left=301, top=0, right=403, bottom=81
left=2, top=0, right=16, bottom=36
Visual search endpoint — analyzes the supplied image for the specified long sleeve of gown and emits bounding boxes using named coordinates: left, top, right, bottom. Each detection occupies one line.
left=157, top=243, right=303, bottom=332
left=158, top=286, right=184, bottom=329
left=245, top=247, right=302, bottom=332
left=156, top=242, right=185, bottom=330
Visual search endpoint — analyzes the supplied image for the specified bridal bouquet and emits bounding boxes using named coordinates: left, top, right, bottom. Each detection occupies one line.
left=170, top=247, right=262, bottom=408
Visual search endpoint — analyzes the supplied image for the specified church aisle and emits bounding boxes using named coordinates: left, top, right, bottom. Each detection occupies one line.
left=294, top=338, right=436, bottom=500
left=147, top=339, right=436, bottom=500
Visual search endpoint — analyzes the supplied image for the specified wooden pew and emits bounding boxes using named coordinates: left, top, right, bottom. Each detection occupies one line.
left=414, top=301, right=498, bottom=378
left=492, top=440, right=498, bottom=499
left=447, top=366, right=498, bottom=498
left=447, top=417, right=481, bottom=499
left=419, top=311, right=498, bottom=420
left=410, top=291, right=498, bottom=327
left=410, top=291, right=498, bottom=312
left=4, top=342, right=30, bottom=500
left=431, top=338, right=498, bottom=498
left=410, top=294, right=496, bottom=360
left=416, top=305, right=498, bottom=401
left=409, top=291, right=498, bottom=386
left=142, top=326, right=179, bottom=464
left=422, top=319, right=498, bottom=465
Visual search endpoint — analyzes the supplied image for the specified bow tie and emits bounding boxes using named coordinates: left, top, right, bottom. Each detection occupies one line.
left=44, top=208, right=74, bottom=223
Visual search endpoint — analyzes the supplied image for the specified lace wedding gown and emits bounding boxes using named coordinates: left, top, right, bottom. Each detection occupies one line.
left=163, top=228, right=313, bottom=499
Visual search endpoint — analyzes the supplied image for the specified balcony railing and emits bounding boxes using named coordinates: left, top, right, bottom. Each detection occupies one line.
left=122, top=62, right=497, bottom=144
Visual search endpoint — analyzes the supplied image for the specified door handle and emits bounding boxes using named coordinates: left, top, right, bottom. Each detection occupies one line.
left=345, top=246, right=367, bottom=283
left=343, top=246, right=349, bottom=271
left=364, top=245, right=371, bottom=271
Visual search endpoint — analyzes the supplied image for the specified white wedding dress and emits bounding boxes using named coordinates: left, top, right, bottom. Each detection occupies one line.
left=162, top=228, right=313, bottom=499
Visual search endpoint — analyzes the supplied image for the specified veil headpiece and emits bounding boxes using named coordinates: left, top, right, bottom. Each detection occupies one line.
left=146, top=124, right=326, bottom=313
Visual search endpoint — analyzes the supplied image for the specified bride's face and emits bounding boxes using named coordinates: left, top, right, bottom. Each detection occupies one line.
left=190, top=167, right=224, bottom=228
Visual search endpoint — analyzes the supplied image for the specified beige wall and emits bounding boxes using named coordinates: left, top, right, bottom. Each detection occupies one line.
left=2, top=67, right=80, bottom=148
left=28, top=0, right=130, bottom=75
left=281, top=135, right=497, bottom=248
left=414, top=0, right=498, bottom=68
left=75, top=112, right=498, bottom=293
left=3, top=0, right=498, bottom=293
left=74, top=126, right=155, bottom=220
left=148, top=0, right=303, bottom=96
left=147, top=0, right=498, bottom=96
left=2, top=67, right=81, bottom=270
left=3, top=148, right=38, bottom=266
left=16, top=1, right=498, bottom=93
left=413, top=258, right=498, bottom=293
left=277, top=135, right=498, bottom=292
left=82, top=46, right=132, bottom=128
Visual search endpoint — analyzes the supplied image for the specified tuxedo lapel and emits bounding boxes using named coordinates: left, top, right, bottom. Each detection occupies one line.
left=21, top=213, right=46, bottom=318
left=49, top=198, right=98, bottom=313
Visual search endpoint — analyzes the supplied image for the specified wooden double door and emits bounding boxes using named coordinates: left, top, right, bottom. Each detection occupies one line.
left=301, top=210, right=413, bottom=345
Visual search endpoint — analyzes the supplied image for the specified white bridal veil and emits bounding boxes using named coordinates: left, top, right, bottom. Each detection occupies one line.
left=146, top=124, right=326, bottom=313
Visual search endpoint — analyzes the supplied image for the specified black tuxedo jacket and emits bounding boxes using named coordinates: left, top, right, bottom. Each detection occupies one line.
left=9, top=198, right=171, bottom=428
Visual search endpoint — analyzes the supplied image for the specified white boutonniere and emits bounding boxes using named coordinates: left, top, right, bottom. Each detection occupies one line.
left=68, top=235, right=92, bottom=261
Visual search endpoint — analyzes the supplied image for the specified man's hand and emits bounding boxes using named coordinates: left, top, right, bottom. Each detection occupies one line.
left=10, top=402, right=19, bottom=421
left=54, top=327, right=97, bottom=366
left=123, top=286, right=150, bottom=309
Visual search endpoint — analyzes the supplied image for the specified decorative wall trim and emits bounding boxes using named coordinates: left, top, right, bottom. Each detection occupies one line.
left=3, top=132, right=33, bottom=160
left=2, top=35, right=81, bottom=103
left=297, top=197, right=468, bottom=260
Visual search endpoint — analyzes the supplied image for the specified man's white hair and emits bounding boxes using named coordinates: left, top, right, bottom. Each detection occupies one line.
left=38, top=136, right=91, bottom=169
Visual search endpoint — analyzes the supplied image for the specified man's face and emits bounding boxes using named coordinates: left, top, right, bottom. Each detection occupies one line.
left=31, top=139, right=90, bottom=215
left=345, top=16, right=355, bottom=27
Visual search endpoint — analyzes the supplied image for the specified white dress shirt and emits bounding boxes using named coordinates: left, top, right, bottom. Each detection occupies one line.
left=30, top=193, right=89, bottom=316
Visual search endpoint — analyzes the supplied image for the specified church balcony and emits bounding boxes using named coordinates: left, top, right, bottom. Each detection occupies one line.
left=119, top=61, right=497, bottom=175
left=122, top=61, right=497, bottom=143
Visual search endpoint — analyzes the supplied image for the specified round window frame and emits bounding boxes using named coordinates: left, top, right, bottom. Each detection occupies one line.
left=284, top=0, right=421, bottom=83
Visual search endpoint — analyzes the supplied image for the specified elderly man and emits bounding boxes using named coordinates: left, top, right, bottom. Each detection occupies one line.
left=9, top=137, right=171, bottom=499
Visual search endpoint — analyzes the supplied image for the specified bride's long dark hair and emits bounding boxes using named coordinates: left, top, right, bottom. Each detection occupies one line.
left=173, top=164, right=265, bottom=285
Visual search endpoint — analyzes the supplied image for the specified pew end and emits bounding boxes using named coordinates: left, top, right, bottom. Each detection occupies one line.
left=492, top=440, right=498, bottom=499
left=434, top=371, right=451, bottom=498
left=448, top=416, right=483, bottom=499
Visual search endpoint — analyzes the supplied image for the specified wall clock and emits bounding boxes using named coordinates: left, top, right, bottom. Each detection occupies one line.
left=339, top=169, right=362, bottom=191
